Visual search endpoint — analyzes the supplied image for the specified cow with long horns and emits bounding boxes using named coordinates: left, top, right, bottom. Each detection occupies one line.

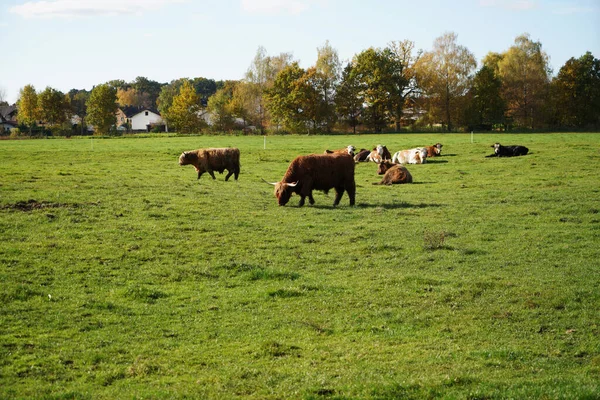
left=265, top=153, right=356, bottom=207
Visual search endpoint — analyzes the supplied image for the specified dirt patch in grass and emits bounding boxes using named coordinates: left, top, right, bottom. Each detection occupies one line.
left=1, top=199, right=98, bottom=212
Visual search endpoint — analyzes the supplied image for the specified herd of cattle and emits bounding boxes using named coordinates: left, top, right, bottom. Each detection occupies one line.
left=178, top=141, right=529, bottom=207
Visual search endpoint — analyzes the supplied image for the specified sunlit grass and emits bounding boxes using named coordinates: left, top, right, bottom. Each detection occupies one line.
left=0, top=133, right=599, bottom=398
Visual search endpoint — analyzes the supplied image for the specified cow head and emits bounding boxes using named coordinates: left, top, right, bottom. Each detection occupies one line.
left=377, top=161, right=394, bottom=175
left=346, top=145, right=356, bottom=156
left=179, top=152, right=191, bottom=166
left=263, top=179, right=298, bottom=206
left=434, top=143, right=443, bottom=154
left=492, top=143, right=501, bottom=154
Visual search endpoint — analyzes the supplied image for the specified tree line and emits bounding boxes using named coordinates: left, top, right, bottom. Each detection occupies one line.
left=5, top=32, right=600, bottom=136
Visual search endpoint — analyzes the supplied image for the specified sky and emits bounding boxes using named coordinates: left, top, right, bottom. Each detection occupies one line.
left=1, top=0, right=599, bottom=104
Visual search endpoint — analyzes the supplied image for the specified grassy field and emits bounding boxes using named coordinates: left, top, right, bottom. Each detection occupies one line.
left=0, top=133, right=599, bottom=399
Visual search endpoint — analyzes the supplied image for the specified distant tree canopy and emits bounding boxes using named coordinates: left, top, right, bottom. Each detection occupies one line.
left=13, top=33, right=600, bottom=135
left=86, top=84, right=118, bottom=135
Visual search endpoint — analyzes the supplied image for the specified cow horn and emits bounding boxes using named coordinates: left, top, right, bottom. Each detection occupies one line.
left=286, top=181, right=298, bottom=187
left=261, top=178, right=278, bottom=186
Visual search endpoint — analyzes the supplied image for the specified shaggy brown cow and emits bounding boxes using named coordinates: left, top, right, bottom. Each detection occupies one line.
left=424, top=143, right=443, bottom=157
left=265, top=153, right=356, bottom=207
left=324, top=145, right=356, bottom=156
left=179, top=147, right=240, bottom=181
left=375, top=161, right=413, bottom=185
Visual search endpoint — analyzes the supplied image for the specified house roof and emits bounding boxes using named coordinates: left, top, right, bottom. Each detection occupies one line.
left=119, top=106, right=160, bottom=118
left=0, top=105, right=17, bottom=121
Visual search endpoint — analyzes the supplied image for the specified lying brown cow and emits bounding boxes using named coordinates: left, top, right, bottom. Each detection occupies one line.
left=179, top=147, right=240, bottom=181
left=424, top=143, right=443, bottom=157
left=375, top=161, right=413, bottom=185
left=265, top=153, right=356, bottom=207
left=324, top=145, right=356, bottom=156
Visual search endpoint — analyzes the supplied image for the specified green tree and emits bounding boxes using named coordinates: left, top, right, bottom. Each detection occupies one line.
left=38, top=87, right=70, bottom=127
left=495, top=33, right=551, bottom=129
left=265, top=62, right=306, bottom=133
left=464, top=66, right=506, bottom=130
left=551, top=52, right=600, bottom=129
left=230, top=81, right=255, bottom=128
left=414, top=32, right=477, bottom=131
left=69, top=89, right=90, bottom=135
left=169, top=80, right=203, bottom=133
left=351, top=48, right=394, bottom=132
left=335, top=63, right=364, bottom=133
left=132, top=76, right=164, bottom=108
left=16, top=84, right=39, bottom=134
left=86, top=84, right=118, bottom=135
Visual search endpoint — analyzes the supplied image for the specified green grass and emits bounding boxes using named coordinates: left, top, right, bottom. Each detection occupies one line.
left=1, top=133, right=599, bottom=399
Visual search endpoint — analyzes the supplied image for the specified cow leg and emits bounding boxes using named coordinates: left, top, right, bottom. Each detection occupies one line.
left=234, top=166, right=239, bottom=180
left=197, top=171, right=204, bottom=179
left=333, top=187, right=344, bottom=206
left=298, top=196, right=306, bottom=207
left=207, top=169, right=216, bottom=180
left=225, top=169, right=233, bottom=181
left=346, top=182, right=356, bottom=206
left=308, top=194, right=315, bottom=205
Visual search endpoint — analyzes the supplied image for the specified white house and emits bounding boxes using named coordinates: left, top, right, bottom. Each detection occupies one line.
left=130, top=109, right=163, bottom=131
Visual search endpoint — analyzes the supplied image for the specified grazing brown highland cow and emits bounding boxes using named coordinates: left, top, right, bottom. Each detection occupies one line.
left=375, top=161, right=413, bottom=185
left=179, top=148, right=240, bottom=181
left=266, top=153, right=356, bottom=207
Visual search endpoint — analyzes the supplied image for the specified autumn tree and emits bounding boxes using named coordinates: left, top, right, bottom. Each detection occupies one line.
left=17, top=84, right=40, bottom=134
left=169, top=80, right=203, bottom=133
left=69, top=89, right=90, bottom=135
left=117, top=87, right=149, bottom=107
left=132, top=76, right=163, bottom=108
left=495, top=34, right=551, bottom=129
left=315, top=40, right=341, bottom=132
left=244, top=46, right=294, bottom=133
left=207, top=84, right=236, bottom=132
left=550, top=52, right=600, bottom=129
left=86, top=84, right=118, bottom=135
left=415, top=32, right=476, bottom=131
left=265, top=62, right=306, bottom=133
left=386, top=40, right=421, bottom=130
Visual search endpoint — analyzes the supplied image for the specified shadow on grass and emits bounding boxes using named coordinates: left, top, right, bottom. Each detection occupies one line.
left=303, top=202, right=444, bottom=210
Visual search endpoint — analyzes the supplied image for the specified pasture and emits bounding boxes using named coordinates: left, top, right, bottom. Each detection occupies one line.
left=1, top=133, right=599, bottom=399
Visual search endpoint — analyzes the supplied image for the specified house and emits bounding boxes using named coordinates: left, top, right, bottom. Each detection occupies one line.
left=0, top=105, right=18, bottom=133
left=116, top=106, right=164, bottom=132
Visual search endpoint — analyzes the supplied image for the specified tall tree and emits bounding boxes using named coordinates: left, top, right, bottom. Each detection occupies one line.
left=207, top=85, right=236, bottom=132
left=245, top=46, right=294, bottom=133
left=132, top=76, right=163, bottom=108
left=495, top=33, right=551, bottom=129
left=86, top=84, right=118, bottom=135
left=69, top=89, right=90, bottom=135
left=335, top=63, right=364, bottom=133
left=265, top=62, right=306, bottom=133
left=38, top=87, right=70, bottom=127
left=315, top=40, right=341, bottom=132
left=551, top=52, right=600, bottom=129
left=464, top=65, right=506, bottom=130
left=157, top=78, right=189, bottom=131
left=351, top=47, right=395, bottom=132
left=414, top=32, right=476, bottom=131
left=17, top=84, right=40, bottom=134
left=230, top=81, right=255, bottom=128
left=117, top=87, right=149, bottom=107
left=169, top=80, right=203, bottom=133
left=387, top=40, right=421, bottom=130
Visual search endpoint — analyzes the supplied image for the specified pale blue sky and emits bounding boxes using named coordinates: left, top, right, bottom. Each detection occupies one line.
left=1, top=0, right=599, bottom=104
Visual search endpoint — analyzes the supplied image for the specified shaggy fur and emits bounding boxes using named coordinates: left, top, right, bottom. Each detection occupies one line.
left=179, top=147, right=240, bottom=181
left=375, top=161, right=413, bottom=185
left=273, top=153, right=356, bottom=207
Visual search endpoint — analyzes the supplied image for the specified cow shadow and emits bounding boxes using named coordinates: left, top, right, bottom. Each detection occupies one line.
left=424, top=159, right=448, bottom=164
left=355, top=202, right=444, bottom=210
